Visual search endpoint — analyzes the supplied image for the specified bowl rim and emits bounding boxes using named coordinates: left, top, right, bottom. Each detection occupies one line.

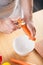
left=13, top=35, right=35, bottom=56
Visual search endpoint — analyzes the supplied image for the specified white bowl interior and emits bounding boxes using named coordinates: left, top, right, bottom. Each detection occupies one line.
left=13, top=35, right=35, bottom=56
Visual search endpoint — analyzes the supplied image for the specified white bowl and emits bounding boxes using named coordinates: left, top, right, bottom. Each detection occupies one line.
left=13, top=35, right=35, bottom=56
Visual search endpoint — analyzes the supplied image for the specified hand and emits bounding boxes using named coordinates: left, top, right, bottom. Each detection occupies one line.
left=21, top=0, right=36, bottom=37
left=0, top=18, right=19, bottom=33
left=26, top=21, right=36, bottom=37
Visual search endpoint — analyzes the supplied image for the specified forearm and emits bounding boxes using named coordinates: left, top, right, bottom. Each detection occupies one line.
left=21, top=0, right=33, bottom=22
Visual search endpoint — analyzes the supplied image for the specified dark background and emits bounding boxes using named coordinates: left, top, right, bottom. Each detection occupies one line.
left=33, top=0, right=43, bottom=12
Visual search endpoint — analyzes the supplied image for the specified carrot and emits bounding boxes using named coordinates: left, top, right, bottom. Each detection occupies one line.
left=10, top=58, right=28, bottom=65
left=22, top=24, right=36, bottom=41
left=17, top=18, right=36, bottom=41
left=10, top=58, right=36, bottom=65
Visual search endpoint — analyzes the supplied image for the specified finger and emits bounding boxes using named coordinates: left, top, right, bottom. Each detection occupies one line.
left=27, top=22, right=36, bottom=37
left=10, top=19, right=21, bottom=30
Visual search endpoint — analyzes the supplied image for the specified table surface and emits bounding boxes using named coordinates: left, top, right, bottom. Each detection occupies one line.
left=0, top=10, right=43, bottom=65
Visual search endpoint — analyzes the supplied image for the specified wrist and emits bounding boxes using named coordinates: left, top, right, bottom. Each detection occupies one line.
left=24, top=15, right=32, bottom=24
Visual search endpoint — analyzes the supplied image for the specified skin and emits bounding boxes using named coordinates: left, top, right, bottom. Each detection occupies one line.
left=21, top=0, right=33, bottom=22
left=21, top=0, right=36, bottom=37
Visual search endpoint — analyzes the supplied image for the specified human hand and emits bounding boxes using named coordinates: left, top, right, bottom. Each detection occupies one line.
left=17, top=18, right=36, bottom=40
left=21, top=0, right=36, bottom=37
left=0, top=18, right=19, bottom=33
left=25, top=21, right=36, bottom=38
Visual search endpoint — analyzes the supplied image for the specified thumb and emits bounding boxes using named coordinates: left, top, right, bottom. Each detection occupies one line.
left=26, top=22, right=36, bottom=37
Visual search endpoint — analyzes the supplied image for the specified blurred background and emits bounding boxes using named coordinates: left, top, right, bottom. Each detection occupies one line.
left=33, top=0, right=43, bottom=12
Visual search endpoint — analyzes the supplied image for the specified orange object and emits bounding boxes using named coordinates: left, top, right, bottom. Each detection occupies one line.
left=17, top=18, right=36, bottom=41
left=10, top=58, right=35, bottom=65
